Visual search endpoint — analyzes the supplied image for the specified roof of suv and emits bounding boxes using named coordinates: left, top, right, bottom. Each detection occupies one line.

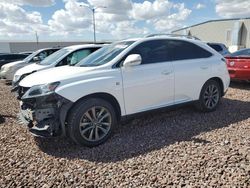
left=122, top=35, right=201, bottom=45
left=64, top=44, right=104, bottom=51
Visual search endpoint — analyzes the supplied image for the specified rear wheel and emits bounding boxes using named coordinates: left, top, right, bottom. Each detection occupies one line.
left=196, top=80, right=221, bottom=112
left=67, top=98, right=117, bottom=147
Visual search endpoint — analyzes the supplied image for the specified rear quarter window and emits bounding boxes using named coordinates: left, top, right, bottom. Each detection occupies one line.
left=169, top=40, right=212, bottom=61
left=208, top=44, right=223, bottom=52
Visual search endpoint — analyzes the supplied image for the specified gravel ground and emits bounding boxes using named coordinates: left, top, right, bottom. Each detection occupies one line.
left=0, top=81, right=249, bottom=187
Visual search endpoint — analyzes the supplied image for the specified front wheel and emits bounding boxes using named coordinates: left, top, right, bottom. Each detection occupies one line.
left=67, top=98, right=117, bottom=147
left=196, top=80, right=221, bottom=112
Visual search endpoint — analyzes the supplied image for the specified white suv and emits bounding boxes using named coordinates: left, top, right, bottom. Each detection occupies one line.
left=18, top=35, right=230, bottom=147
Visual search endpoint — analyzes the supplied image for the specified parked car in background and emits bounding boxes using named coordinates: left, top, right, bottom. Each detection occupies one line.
left=0, top=53, right=29, bottom=68
left=226, top=48, right=250, bottom=81
left=13, top=44, right=103, bottom=86
left=0, top=48, right=60, bottom=82
left=207, top=42, right=231, bottom=57
left=17, top=35, right=230, bottom=147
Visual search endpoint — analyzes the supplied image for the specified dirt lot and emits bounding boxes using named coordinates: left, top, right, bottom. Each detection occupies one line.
left=0, top=81, right=249, bottom=187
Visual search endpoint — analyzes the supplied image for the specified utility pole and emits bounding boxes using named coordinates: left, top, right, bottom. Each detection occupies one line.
left=92, top=8, right=96, bottom=43
left=80, top=4, right=106, bottom=43
left=35, top=31, right=39, bottom=49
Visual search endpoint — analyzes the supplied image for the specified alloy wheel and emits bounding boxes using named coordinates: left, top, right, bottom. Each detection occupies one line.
left=79, top=106, right=112, bottom=142
left=203, top=84, right=220, bottom=109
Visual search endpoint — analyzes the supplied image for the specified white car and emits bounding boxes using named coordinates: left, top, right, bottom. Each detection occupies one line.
left=0, top=48, right=60, bottom=82
left=13, top=44, right=103, bottom=86
left=18, top=35, right=230, bottom=147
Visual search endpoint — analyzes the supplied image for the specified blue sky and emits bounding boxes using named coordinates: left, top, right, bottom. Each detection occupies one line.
left=0, top=0, right=249, bottom=42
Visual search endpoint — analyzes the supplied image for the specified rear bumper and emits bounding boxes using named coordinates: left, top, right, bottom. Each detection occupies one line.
left=228, top=68, right=250, bottom=81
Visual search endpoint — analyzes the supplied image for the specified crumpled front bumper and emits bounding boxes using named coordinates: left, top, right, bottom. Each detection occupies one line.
left=18, top=93, right=73, bottom=137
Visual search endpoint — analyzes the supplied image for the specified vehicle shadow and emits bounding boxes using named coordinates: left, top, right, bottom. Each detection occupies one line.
left=36, top=98, right=250, bottom=163
left=230, top=81, right=250, bottom=91
left=0, top=115, right=5, bottom=124
left=0, top=114, right=15, bottom=124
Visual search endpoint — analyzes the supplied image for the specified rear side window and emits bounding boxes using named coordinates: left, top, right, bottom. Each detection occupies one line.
left=127, top=40, right=171, bottom=65
left=208, top=44, right=223, bottom=52
left=169, top=40, right=212, bottom=61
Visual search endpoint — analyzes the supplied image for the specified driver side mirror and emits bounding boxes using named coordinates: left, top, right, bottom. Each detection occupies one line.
left=123, top=54, right=142, bottom=68
left=32, top=56, right=40, bottom=62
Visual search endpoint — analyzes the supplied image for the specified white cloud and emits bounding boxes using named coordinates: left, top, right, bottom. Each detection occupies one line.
left=0, top=0, right=55, bottom=7
left=132, top=0, right=172, bottom=20
left=0, top=0, right=192, bottom=40
left=87, top=0, right=132, bottom=15
left=48, top=0, right=92, bottom=35
left=110, top=21, right=149, bottom=38
left=0, top=2, right=48, bottom=37
left=195, top=3, right=206, bottom=10
left=216, top=0, right=250, bottom=18
left=132, top=1, right=191, bottom=32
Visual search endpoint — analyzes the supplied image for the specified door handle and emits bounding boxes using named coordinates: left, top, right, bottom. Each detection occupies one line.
left=162, top=70, right=172, bottom=75
left=200, top=66, right=208, bottom=70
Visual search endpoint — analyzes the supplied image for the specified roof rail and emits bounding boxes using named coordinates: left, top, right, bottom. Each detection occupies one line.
left=145, top=33, right=200, bottom=40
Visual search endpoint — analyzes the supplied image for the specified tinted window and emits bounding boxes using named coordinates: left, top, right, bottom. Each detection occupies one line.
left=169, top=40, right=212, bottom=61
left=208, top=44, right=223, bottom=52
left=127, top=40, right=171, bottom=65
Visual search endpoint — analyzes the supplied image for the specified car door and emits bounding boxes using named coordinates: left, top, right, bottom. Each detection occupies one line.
left=169, top=40, right=213, bottom=103
left=121, top=40, right=174, bottom=115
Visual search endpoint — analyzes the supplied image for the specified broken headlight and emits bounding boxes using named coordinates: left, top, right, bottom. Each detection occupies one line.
left=22, top=82, right=60, bottom=99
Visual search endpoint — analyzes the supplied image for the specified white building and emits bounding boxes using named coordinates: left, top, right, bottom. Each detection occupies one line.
left=172, top=17, right=250, bottom=52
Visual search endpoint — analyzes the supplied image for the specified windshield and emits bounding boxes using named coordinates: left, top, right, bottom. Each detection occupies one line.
left=23, top=51, right=38, bottom=62
left=77, top=41, right=135, bottom=67
left=231, top=48, right=250, bottom=57
left=39, top=48, right=69, bottom=65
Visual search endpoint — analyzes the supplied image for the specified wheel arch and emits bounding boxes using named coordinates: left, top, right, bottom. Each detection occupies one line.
left=202, top=77, right=225, bottom=97
left=66, top=92, right=122, bottom=123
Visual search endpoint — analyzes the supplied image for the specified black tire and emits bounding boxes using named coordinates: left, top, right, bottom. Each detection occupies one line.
left=67, top=98, right=117, bottom=147
left=196, top=80, right=222, bottom=112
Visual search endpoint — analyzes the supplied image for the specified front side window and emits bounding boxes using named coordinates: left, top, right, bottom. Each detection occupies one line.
left=125, top=40, right=171, bottom=65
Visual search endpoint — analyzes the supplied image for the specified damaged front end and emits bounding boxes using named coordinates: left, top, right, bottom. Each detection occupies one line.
left=17, top=82, right=73, bottom=138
